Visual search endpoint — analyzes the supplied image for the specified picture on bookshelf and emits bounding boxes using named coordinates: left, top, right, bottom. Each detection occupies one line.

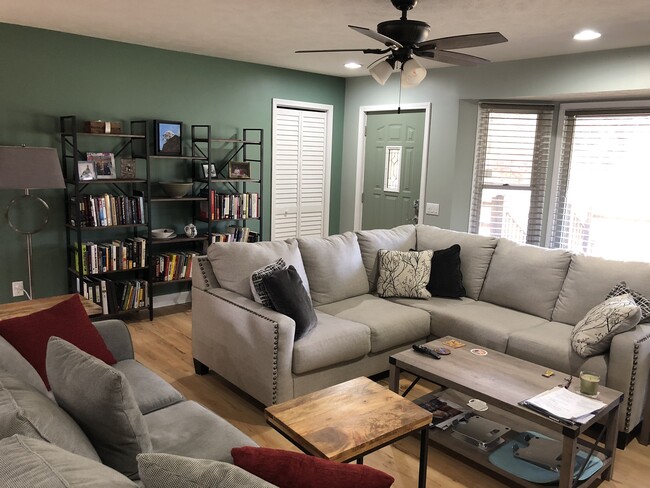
left=119, top=158, right=137, bottom=179
left=77, top=161, right=96, bottom=181
left=87, top=152, right=116, bottom=179
left=201, top=162, right=218, bottom=178
left=228, top=161, right=251, bottom=179
left=154, top=120, right=182, bottom=156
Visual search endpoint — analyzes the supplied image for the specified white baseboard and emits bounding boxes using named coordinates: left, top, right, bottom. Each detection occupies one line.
left=153, top=291, right=192, bottom=309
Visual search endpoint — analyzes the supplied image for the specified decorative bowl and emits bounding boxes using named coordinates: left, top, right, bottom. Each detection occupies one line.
left=151, top=228, right=175, bottom=239
left=159, top=181, right=193, bottom=198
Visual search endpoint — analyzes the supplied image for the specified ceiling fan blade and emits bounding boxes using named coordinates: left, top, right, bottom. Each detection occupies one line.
left=296, top=48, right=388, bottom=54
left=417, top=50, right=490, bottom=66
left=417, top=32, right=507, bottom=51
left=349, top=25, right=403, bottom=49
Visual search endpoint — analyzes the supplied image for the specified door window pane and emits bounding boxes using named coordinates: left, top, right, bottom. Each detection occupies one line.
left=383, top=145, right=402, bottom=192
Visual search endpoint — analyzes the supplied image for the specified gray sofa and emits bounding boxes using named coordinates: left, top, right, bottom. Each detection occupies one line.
left=191, top=224, right=650, bottom=440
left=0, top=318, right=260, bottom=485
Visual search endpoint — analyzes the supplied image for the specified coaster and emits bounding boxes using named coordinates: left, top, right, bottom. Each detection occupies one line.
left=470, top=348, right=488, bottom=356
left=442, top=339, right=466, bottom=349
left=433, top=347, right=451, bottom=355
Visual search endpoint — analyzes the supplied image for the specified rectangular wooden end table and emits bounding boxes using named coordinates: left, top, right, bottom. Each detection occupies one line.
left=389, top=336, right=623, bottom=488
left=265, top=376, right=432, bottom=488
left=0, top=293, right=102, bottom=320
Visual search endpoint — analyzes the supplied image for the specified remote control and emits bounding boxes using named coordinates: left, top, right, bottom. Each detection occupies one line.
left=412, top=344, right=441, bottom=359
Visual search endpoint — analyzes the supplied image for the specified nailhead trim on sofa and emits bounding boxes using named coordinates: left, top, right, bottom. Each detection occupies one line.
left=626, top=333, right=650, bottom=430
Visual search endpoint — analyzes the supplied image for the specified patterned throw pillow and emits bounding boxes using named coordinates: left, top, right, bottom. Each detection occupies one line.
left=376, top=249, right=433, bottom=299
left=250, top=258, right=287, bottom=307
left=570, top=294, right=642, bottom=358
left=606, top=281, right=650, bottom=324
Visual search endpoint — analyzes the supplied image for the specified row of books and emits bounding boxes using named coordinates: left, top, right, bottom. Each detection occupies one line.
left=153, top=251, right=199, bottom=282
left=70, top=193, right=146, bottom=227
left=199, top=191, right=259, bottom=220
left=208, top=226, right=260, bottom=244
left=74, top=238, right=147, bottom=274
left=78, top=276, right=148, bottom=314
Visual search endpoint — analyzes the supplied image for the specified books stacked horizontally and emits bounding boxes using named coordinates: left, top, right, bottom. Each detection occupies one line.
left=70, top=192, right=146, bottom=227
left=414, top=392, right=469, bottom=430
left=78, top=277, right=148, bottom=315
left=153, top=251, right=199, bottom=282
left=74, top=238, right=147, bottom=274
left=198, top=191, right=259, bottom=220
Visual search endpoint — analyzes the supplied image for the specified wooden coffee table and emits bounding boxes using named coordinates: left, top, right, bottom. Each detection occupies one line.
left=265, top=376, right=432, bottom=487
left=389, top=336, right=623, bottom=488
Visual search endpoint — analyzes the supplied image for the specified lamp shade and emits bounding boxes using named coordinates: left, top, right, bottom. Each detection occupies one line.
left=0, top=146, right=64, bottom=190
left=369, top=59, right=395, bottom=86
left=401, top=57, right=427, bottom=88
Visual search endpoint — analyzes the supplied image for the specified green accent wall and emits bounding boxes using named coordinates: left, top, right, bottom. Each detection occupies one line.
left=0, top=23, right=345, bottom=304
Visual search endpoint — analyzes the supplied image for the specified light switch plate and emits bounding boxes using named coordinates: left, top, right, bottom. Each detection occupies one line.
left=426, top=203, right=440, bottom=216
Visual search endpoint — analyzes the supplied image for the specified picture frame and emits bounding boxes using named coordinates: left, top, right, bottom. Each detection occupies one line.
left=201, top=162, right=218, bottom=179
left=228, top=161, right=251, bottom=179
left=77, top=161, right=96, bottom=181
left=154, top=120, right=182, bottom=156
left=119, top=158, right=137, bottom=179
left=87, top=152, right=116, bottom=179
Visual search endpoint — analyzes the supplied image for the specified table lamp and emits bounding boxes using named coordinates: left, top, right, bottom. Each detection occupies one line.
left=0, top=145, right=65, bottom=299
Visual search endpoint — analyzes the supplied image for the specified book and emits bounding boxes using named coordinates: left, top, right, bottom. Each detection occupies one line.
left=414, top=392, right=468, bottom=430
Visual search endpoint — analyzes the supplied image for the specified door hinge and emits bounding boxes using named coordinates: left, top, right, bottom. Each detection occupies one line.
left=364, top=125, right=367, bottom=137
left=361, top=192, right=364, bottom=203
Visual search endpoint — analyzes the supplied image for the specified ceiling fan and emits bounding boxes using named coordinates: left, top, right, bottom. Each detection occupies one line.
left=296, top=0, right=507, bottom=87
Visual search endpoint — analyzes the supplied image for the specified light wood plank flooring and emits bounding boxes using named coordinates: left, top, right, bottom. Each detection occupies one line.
left=126, top=304, right=650, bottom=487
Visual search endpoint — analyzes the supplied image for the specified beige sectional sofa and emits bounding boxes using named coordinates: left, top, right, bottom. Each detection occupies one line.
left=191, top=224, right=650, bottom=439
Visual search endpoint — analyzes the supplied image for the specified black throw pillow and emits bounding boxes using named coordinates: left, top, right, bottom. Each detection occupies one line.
left=262, top=265, right=317, bottom=340
left=426, top=244, right=466, bottom=298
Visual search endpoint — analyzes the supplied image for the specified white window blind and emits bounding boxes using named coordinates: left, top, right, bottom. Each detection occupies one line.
left=469, top=104, right=554, bottom=245
left=549, top=110, right=650, bottom=261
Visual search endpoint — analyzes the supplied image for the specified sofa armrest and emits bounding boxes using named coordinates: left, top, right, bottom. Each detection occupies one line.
left=93, top=319, right=135, bottom=362
left=192, top=255, right=220, bottom=291
left=608, top=323, right=650, bottom=433
left=192, top=286, right=296, bottom=406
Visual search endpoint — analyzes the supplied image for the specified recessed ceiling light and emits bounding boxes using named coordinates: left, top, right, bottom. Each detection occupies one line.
left=344, top=62, right=362, bottom=69
left=574, top=29, right=601, bottom=41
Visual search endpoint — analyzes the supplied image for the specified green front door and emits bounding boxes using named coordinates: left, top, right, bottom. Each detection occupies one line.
left=362, top=110, right=426, bottom=230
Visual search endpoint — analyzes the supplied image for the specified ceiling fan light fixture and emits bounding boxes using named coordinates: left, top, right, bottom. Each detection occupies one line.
left=401, top=57, right=426, bottom=87
left=369, top=59, right=395, bottom=85
left=344, top=62, right=362, bottom=69
left=573, top=29, right=601, bottom=41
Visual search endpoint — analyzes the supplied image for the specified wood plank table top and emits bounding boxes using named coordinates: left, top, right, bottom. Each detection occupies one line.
left=0, top=294, right=103, bottom=321
left=265, top=376, right=432, bottom=463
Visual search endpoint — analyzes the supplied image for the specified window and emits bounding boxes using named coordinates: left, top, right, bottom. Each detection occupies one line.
left=383, top=146, right=402, bottom=192
left=549, top=109, right=650, bottom=261
left=469, top=104, right=554, bottom=245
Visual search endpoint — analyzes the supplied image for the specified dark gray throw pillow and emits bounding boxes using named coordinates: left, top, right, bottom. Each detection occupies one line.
left=426, top=244, right=466, bottom=298
left=262, top=265, right=317, bottom=340
left=607, top=281, right=650, bottom=324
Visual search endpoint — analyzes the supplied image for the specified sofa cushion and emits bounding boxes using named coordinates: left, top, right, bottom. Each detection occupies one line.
left=0, top=295, right=116, bottom=389
left=376, top=249, right=433, bottom=299
left=298, top=232, right=369, bottom=306
left=292, top=310, right=371, bottom=374
left=607, top=281, right=650, bottom=323
left=207, top=239, right=310, bottom=299
left=570, top=294, right=641, bottom=358
left=46, top=337, right=151, bottom=480
left=144, top=400, right=257, bottom=464
left=232, top=446, right=394, bottom=488
left=507, top=322, right=609, bottom=379
left=426, top=244, right=466, bottom=298
left=416, top=225, right=497, bottom=300
left=356, top=225, right=416, bottom=291
left=553, top=254, right=650, bottom=325
left=250, top=258, right=287, bottom=307
left=0, top=335, right=48, bottom=397
left=479, top=239, right=572, bottom=320
left=113, top=360, right=184, bottom=415
left=0, top=435, right=138, bottom=488
left=316, top=295, right=430, bottom=354
left=0, top=370, right=100, bottom=461
left=137, top=452, right=276, bottom=488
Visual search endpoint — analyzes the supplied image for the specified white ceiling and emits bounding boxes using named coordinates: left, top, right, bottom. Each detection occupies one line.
left=3, top=0, right=650, bottom=78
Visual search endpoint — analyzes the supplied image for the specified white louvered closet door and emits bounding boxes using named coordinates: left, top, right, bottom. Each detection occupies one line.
left=272, top=107, right=329, bottom=240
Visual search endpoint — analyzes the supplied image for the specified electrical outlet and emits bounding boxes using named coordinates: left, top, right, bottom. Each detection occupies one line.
left=425, top=203, right=440, bottom=216
left=12, top=281, right=24, bottom=298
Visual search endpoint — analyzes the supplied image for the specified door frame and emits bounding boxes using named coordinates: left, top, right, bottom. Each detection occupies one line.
left=271, top=98, right=333, bottom=239
left=354, top=102, right=432, bottom=231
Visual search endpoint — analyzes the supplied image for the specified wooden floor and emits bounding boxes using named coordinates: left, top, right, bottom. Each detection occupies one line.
left=126, top=304, right=650, bottom=487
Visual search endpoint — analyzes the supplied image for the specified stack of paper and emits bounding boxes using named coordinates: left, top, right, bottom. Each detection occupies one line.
left=521, top=387, right=606, bottom=424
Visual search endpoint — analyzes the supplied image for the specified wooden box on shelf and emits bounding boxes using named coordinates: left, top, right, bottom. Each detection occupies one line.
left=83, top=120, right=122, bottom=134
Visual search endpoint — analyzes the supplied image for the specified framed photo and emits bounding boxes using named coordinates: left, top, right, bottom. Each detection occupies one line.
left=77, top=161, right=96, bottom=181
left=87, top=152, right=116, bottom=179
left=119, top=158, right=137, bottom=179
left=154, top=120, right=182, bottom=156
left=228, top=161, right=251, bottom=179
left=201, top=162, right=218, bottom=179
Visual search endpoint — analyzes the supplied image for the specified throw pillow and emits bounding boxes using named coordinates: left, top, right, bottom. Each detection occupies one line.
left=426, top=244, right=466, bottom=298
left=0, top=335, right=48, bottom=396
left=376, top=249, right=433, bottom=299
left=570, top=294, right=642, bottom=358
left=0, top=435, right=137, bottom=488
left=0, top=294, right=116, bottom=389
left=46, top=337, right=152, bottom=480
left=232, top=446, right=394, bottom=488
left=0, top=370, right=100, bottom=461
left=137, top=453, right=276, bottom=488
left=262, top=266, right=317, bottom=340
left=250, top=258, right=288, bottom=307
left=607, top=281, right=650, bottom=324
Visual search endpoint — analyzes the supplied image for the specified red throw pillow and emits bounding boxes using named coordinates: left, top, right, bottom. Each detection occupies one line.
left=0, top=295, right=116, bottom=389
left=231, top=446, right=394, bottom=488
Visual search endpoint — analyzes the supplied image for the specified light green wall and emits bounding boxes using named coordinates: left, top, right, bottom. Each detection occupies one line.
left=0, top=23, right=345, bottom=304
left=341, top=45, right=650, bottom=232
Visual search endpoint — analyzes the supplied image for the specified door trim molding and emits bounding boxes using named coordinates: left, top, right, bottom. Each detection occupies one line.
left=354, top=103, right=431, bottom=231
left=272, top=98, right=333, bottom=239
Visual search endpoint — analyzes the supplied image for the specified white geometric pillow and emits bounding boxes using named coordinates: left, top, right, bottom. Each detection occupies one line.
left=250, top=258, right=288, bottom=307
left=376, top=249, right=433, bottom=299
left=570, top=294, right=642, bottom=358
left=606, top=281, right=650, bottom=324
